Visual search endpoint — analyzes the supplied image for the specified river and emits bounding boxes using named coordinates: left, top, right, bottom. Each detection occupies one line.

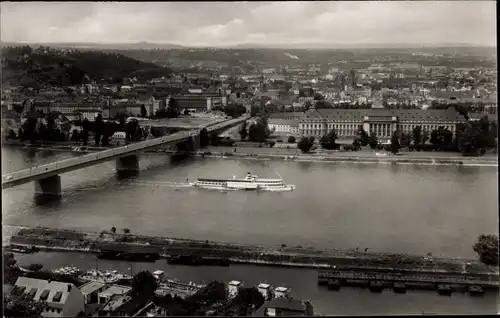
left=11, top=251, right=499, bottom=315
left=2, top=147, right=499, bottom=314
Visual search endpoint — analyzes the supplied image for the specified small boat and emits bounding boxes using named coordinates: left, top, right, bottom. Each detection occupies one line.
left=375, top=151, right=388, bottom=157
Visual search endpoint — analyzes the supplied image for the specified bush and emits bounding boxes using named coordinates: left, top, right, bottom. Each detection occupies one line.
left=287, top=136, right=296, bottom=143
left=268, top=141, right=276, bottom=148
left=409, top=144, right=436, bottom=152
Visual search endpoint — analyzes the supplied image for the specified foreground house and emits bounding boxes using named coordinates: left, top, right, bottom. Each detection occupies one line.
left=13, top=277, right=85, bottom=317
left=254, top=298, right=314, bottom=316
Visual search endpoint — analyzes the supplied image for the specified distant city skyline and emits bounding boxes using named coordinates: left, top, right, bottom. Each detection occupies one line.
left=0, top=1, right=496, bottom=47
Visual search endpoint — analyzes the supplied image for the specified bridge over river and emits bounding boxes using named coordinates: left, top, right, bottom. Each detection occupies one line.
left=2, top=117, right=247, bottom=198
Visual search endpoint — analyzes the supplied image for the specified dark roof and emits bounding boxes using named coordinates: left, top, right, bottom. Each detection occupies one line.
left=266, top=298, right=307, bottom=312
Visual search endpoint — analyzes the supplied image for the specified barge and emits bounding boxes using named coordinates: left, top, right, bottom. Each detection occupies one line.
left=5, top=245, right=40, bottom=254
left=97, top=250, right=160, bottom=262
left=166, top=255, right=231, bottom=267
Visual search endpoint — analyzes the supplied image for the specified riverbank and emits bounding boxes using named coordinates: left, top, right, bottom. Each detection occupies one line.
left=159, top=147, right=498, bottom=167
left=7, top=226, right=498, bottom=279
left=3, top=141, right=496, bottom=167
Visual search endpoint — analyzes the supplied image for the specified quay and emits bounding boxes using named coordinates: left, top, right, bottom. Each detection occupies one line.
left=5, top=226, right=499, bottom=296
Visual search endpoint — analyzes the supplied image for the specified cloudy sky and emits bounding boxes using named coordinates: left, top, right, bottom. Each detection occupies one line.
left=0, top=1, right=496, bottom=47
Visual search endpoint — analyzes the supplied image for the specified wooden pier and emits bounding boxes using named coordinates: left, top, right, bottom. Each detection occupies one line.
left=318, top=269, right=499, bottom=295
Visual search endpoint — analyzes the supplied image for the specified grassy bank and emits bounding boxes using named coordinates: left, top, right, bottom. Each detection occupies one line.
left=7, top=226, right=498, bottom=278
left=160, top=147, right=498, bottom=167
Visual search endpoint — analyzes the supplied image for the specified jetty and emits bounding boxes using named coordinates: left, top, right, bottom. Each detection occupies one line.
left=318, top=269, right=498, bottom=295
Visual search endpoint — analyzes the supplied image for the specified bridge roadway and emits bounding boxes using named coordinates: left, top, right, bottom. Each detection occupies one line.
left=2, top=117, right=247, bottom=190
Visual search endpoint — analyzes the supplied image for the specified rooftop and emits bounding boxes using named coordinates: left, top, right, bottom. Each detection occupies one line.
left=98, top=285, right=132, bottom=298
left=275, top=287, right=289, bottom=292
left=79, top=281, right=106, bottom=296
left=229, top=281, right=242, bottom=286
left=258, top=283, right=271, bottom=289
left=267, top=298, right=308, bottom=312
left=14, top=277, right=75, bottom=308
left=301, top=108, right=467, bottom=122
left=101, top=295, right=132, bottom=312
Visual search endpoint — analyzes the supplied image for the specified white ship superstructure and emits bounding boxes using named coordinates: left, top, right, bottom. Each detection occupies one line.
left=191, top=172, right=295, bottom=191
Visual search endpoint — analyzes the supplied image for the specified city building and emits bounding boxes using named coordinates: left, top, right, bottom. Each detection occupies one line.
left=13, top=277, right=85, bottom=317
left=273, top=287, right=291, bottom=299
left=298, top=107, right=466, bottom=141
left=78, top=281, right=106, bottom=305
left=97, top=285, right=132, bottom=305
left=257, top=283, right=272, bottom=301
left=97, top=294, right=146, bottom=317
left=267, top=119, right=300, bottom=136
left=254, top=298, right=314, bottom=316
left=228, top=281, right=243, bottom=298
left=172, top=94, right=227, bottom=112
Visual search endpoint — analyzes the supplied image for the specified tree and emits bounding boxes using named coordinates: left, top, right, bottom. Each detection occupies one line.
left=319, top=129, right=338, bottom=150
left=353, top=139, right=361, bottom=150
left=297, top=136, right=315, bottom=153
left=430, top=126, right=453, bottom=148
left=94, top=114, right=104, bottom=146
left=125, top=119, right=139, bottom=141
left=304, top=100, right=312, bottom=111
left=248, top=121, right=268, bottom=143
left=239, top=120, right=247, bottom=141
left=4, top=288, right=47, bottom=317
left=357, top=127, right=369, bottom=146
left=4, top=252, right=17, bottom=268
left=412, top=125, right=423, bottom=145
left=111, top=226, right=116, bottom=234
left=399, top=131, right=411, bottom=148
left=123, top=228, right=131, bottom=234
left=473, top=234, right=499, bottom=266
left=140, top=104, right=147, bottom=118
left=166, top=98, right=179, bottom=118
left=132, top=271, right=158, bottom=300
left=368, top=132, right=378, bottom=149
left=233, top=287, right=265, bottom=316
left=199, top=128, right=209, bottom=147
left=422, top=129, right=430, bottom=144
left=390, top=130, right=400, bottom=154
left=287, top=136, right=296, bottom=143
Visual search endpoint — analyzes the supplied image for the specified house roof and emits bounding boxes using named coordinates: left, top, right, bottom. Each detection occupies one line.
left=79, top=281, right=106, bottom=296
left=301, top=108, right=466, bottom=123
left=98, top=285, right=132, bottom=298
left=269, top=119, right=298, bottom=127
left=101, top=295, right=132, bottom=312
left=14, top=277, right=75, bottom=308
left=267, top=298, right=307, bottom=311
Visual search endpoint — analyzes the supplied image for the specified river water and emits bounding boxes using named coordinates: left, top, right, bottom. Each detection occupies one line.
left=2, top=147, right=499, bottom=314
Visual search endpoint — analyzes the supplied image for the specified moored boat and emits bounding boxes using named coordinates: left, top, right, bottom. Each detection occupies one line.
left=167, top=255, right=231, bottom=267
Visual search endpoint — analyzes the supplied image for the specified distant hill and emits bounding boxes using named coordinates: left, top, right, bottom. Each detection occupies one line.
left=1, top=46, right=173, bottom=87
left=1, top=41, right=185, bottom=50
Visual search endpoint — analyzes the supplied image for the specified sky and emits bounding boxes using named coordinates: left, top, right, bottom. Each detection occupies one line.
left=0, top=1, right=496, bottom=47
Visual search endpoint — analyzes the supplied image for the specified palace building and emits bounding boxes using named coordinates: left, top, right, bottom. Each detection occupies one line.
left=298, top=107, right=467, bottom=142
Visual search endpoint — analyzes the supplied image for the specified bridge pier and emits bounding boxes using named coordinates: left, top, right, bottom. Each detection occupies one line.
left=34, top=175, right=62, bottom=200
left=191, top=135, right=201, bottom=150
left=116, top=155, right=139, bottom=177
